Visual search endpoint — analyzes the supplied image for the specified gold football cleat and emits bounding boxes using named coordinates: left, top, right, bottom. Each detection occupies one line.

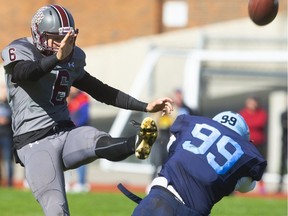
left=135, top=117, right=158, bottom=160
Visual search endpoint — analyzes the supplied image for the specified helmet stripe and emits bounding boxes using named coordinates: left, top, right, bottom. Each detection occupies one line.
left=50, top=5, right=70, bottom=27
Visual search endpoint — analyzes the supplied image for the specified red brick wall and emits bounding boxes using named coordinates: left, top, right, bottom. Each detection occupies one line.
left=0, top=0, right=286, bottom=51
left=68, top=0, right=162, bottom=47
left=0, top=0, right=161, bottom=51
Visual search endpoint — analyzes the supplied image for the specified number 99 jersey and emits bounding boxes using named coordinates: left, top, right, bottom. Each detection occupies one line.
left=159, top=114, right=267, bottom=216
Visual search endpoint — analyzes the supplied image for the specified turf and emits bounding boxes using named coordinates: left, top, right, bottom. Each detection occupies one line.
left=211, top=194, right=287, bottom=216
left=0, top=188, right=286, bottom=215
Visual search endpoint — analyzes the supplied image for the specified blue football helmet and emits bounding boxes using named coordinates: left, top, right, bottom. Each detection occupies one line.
left=212, top=111, right=250, bottom=141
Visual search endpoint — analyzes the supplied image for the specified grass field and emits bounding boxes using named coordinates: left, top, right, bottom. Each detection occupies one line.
left=0, top=188, right=286, bottom=216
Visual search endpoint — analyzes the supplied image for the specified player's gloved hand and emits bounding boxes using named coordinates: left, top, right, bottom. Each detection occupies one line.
left=56, top=31, right=77, bottom=61
left=146, top=97, right=174, bottom=116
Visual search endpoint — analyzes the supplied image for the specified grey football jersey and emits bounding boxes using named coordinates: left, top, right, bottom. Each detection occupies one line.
left=1, top=37, right=86, bottom=136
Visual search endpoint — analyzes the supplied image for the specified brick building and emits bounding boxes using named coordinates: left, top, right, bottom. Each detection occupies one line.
left=0, top=0, right=286, bottom=51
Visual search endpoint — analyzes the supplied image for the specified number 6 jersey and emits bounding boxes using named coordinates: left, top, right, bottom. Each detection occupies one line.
left=159, top=114, right=267, bottom=216
left=1, top=37, right=86, bottom=138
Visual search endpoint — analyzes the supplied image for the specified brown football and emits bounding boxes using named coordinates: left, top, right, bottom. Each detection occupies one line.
left=248, top=0, right=279, bottom=26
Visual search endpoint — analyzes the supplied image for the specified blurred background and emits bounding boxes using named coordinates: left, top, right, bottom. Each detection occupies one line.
left=0, top=0, right=287, bottom=194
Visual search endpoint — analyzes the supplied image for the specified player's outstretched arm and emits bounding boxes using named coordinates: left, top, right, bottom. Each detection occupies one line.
left=146, top=97, right=174, bottom=116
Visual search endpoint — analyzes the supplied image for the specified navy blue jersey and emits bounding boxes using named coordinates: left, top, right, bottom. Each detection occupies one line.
left=159, top=114, right=267, bottom=215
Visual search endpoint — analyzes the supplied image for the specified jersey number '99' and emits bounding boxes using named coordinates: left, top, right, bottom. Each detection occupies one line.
left=182, top=123, right=244, bottom=174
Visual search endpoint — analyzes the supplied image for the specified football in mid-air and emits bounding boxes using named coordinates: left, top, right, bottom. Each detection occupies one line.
left=248, top=0, right=279, bottom=26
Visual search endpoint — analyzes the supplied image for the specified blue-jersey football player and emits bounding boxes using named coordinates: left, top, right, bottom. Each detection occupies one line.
left=132, top=111, right=267, bottom=216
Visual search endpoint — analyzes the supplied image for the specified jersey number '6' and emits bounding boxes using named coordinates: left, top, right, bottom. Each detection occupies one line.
left=182, top=123, right=244, bottom=174
left=50, top=70, right=70, bottom=106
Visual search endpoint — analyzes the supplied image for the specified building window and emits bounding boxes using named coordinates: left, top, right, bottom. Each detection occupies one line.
left=162, top=0, right=188, bottom=28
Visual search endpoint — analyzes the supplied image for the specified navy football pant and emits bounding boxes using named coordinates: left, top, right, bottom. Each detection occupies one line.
left=132, top=186, right=202, bottom=216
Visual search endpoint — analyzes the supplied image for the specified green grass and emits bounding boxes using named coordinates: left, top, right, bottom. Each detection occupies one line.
left=0, top=188, right=286, bottom=215
left=211, top=195, right=287, bottom=216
